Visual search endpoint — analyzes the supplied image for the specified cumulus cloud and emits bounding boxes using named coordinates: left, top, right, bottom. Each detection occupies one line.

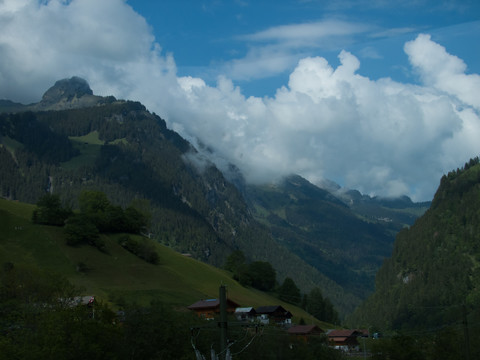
left=0, top=0, right=162, bottom=102
left=404, top=34, right=480, bottom=109
left=170, top=40, right=480, bottom=201
left=0, top=0, right=479, bottom=201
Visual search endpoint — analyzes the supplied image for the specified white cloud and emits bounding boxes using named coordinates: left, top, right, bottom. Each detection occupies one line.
left=404, top=33, right=480, bottom=109
left=221, top=45, right=301, bottom=81
left=358, top=46, right=383, bottom=59
left=173, top=43, right=478, bottom=201
left=243, top=20, right=372, bottom=46
left=370, top=27, right=418, bottom=38
left=0, top=0, right=157, bottom=102
left=224, top=19, right=373, bottom=81
left=0, top=0, right=479, bottom=201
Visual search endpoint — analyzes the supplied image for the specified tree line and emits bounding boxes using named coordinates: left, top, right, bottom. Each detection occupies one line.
left=32, top=191, right=157, bottom=263
left=224, top=250, right=339, bottom=324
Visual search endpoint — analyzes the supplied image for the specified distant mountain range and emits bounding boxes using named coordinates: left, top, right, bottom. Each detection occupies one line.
left=349, top=158, right=480, bottom=337
left=0, top=77, right=430, bottom=316
left=245, top=175, right=429, bottom=302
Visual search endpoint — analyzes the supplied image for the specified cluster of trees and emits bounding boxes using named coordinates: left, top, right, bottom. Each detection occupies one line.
left=224, top=250, right=339, bottom=324
left=224, top=250, right=277, bottom=291
left=364, top=330, right=476, bottom=360
left=75, top=191, right=150, bottom=234
left=301, top=287, right=339, bottom=325
left=277, top=277, right=339, bottom=324
left=33, top=191, right=151, bottom=254
left=0, top=263, right=343, bottom=360
left=443, top=156, right=479, bottom=182
left=32, top=192, right=72, bottom=226
left=118, top=235, right=159, bottom=265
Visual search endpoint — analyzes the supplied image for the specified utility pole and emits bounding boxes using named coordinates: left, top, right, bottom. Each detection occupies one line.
left=191, top=285, right=258, bottom=359
left=462, top=304, right=471, bottom=360
left=219, top=284, right=228, bottom=360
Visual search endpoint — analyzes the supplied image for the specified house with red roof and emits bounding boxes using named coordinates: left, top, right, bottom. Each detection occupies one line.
left=327, top=329, right=362, bottom=351
left=288, top=325, right=325, bottom=342
left=187, top=298, right=240, bottom=319
left=255, top=305, right=292, bottom=326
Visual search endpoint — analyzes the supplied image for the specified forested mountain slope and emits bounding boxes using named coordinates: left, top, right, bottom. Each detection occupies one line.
left=349, top=158, right=480, bottom=335
left=0, top=78, right=357, bottom=314
left=0, top=77, right=427, bottom=316
left=246, top=175, right=395, bottom=301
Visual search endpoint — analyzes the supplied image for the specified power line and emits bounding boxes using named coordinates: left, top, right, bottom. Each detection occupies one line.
left=190, top=285, right=262, bottom=360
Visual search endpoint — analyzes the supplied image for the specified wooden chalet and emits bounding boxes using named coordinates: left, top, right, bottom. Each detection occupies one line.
left=255, top=305, right=292, bottom=326
left=287, top=325, right=325, bottom=342
left=355, top=329, right=370, bottom=338
left=234, top=307, right=257, bottom=322
left=187, top=298, right=240, bottom=320
left=327, top=329, right=362, bottom=351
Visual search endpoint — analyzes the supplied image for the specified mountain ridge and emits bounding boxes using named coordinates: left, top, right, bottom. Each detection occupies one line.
left=0, top=77, right=429, bottom=316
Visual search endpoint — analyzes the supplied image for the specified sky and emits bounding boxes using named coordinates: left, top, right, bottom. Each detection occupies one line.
left=0, top=0, right=479, bottom=201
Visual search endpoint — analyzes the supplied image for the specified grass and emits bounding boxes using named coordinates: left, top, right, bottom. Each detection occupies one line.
left=62, top=131, right=104, bottom=170
left=110, top=138, right=128, bottom=145
left=1, top=135, right=24, bottom=152
left=70, top=130, right=104, bottom=145
left=62, top=132, right=129, bottom=170
left=0, top=198, right=328, bottom=326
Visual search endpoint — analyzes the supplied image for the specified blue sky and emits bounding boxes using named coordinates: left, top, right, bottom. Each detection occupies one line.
left=1, top=0, right=479, bottom=201
left=128, top=0, right=480, bottom=96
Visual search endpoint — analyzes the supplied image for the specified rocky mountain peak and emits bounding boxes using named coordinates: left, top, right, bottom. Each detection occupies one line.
left=31, top=76, right=110, bottom=111
left=41, top=76, right=93, bottom=103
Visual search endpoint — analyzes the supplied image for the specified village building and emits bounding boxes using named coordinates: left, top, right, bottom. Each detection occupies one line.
left=355, top=329, right=370, bottom=338
left=187, top=298, right=240, bottom=320
left=234, top=307, right=257, bottom=322
left=287, top=325, right=325, bottom=342
left=255, top=305, right=292, bottom=326
left=327, top=329, right=362, bottom=352
left=60, top=295, right=95, bottom=308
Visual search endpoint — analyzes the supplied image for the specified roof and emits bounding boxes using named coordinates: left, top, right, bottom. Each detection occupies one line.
left=255, top=305, right=290, bottom=314
left=327, top=329, right=361, bottom=338
left=63, top=295, right=94, bottom=307
left=188, top=298, right=240, bottom=310
left=355, top=329, right=369, bottom=337
left=332, top=337, right=349, bottom=342
left=188, top=299, right=219, bottom=310
left=235, top=307, right=256, bottom=314
left=288, top=325, right=324, bottom=335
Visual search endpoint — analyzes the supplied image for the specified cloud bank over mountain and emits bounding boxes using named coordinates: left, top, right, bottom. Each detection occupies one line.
left=1, top=0, right=479, bottom=201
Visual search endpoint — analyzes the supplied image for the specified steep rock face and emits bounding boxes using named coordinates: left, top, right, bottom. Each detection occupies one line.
left=42, top=76, right=93, bottom=101
left=32, top=76, right=109, bottom=111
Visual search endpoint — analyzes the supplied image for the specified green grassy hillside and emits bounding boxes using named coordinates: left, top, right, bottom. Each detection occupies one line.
left=0, top=198, right=325, bottom=326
